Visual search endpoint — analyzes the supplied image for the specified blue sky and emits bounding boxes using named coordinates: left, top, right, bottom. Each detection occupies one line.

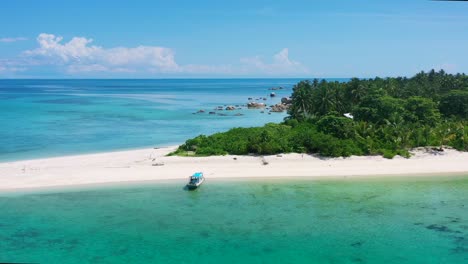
left=1, top=0, right=467, bottom=78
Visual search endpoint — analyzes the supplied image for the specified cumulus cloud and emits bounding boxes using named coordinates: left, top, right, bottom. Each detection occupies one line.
left=11, top=33, right=308, bottom=76
left=23, top=33, right=180, bottom=73
left=0, top=37, right=27, bottom=43
left=240, top=48, right=309, bottom=75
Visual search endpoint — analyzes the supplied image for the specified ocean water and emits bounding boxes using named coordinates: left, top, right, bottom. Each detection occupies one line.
left=0, top=78, right=325, bottom=161
left=0, top=176, right=467, bottom=263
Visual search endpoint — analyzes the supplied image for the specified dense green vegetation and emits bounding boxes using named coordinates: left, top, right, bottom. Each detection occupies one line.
left=172, top=70, right=467, bottom=158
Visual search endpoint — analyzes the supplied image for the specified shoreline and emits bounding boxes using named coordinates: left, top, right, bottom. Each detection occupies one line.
left=0, top=142, right=183, bottom=163
left=1, top=146, right=467, bottom=193
left=3, top=173, right=468, bottom=196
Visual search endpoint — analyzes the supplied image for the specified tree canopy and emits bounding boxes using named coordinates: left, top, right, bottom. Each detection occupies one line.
left=173, top=70, right=467, bottom=159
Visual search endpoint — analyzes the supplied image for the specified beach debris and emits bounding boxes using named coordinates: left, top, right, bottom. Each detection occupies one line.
left=233, top=157, right=237, bottom=160
left=152, top=162, right=165, bottom=166
left=261, top=157, right=269, bottom=165
left=276, top=154, right=283, bottom=157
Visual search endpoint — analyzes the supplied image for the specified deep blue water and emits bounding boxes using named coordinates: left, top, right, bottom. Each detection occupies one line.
left=0, top=79, right=347, bottom=161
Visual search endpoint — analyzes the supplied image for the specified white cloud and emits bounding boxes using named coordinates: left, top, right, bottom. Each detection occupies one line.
left=240, top=48, right=309, bottom=75
left=0, top=37, right=27, bottom=43
left=12, top=33, right=308, bottom=76
left=23, top=33, right=180, bottom=73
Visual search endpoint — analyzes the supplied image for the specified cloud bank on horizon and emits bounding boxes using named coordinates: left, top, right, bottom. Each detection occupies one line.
left=0, top=33, right=309, bottom=77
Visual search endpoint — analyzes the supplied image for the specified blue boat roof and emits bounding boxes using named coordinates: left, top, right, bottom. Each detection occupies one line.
left=192, top=172, right=203, bottom=178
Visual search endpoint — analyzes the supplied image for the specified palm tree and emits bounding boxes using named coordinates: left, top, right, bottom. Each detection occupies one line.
left=314, top=85, right=336, bottom=116
left=289, top=81, right=314, bottom=120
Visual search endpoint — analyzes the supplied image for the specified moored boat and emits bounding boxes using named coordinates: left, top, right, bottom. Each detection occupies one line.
left=186, top=172, right=204, bottom=190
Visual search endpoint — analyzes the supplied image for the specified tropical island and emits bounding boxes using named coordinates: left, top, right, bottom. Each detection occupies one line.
left=171, top=70, right=468, bottom=159
left=1, top=70, right=468, bottom=191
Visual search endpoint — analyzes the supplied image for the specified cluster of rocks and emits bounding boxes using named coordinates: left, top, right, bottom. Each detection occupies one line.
left=247, top=102, right=266, bottom=109
left=246, top=97, right=292, bottom=113
left=268, top=86, right=284, bottom=91
left=281, top=97, right=292, bottom=104
left=193, top=104, right=245, bottom=116
left=269, top=103, right=290, bottom=112
left=249, top=97, right=268, bottom=101
left=192, top=85, right=292, bottom=115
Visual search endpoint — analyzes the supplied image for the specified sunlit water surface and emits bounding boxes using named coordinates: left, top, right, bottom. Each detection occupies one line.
left=1, top=176, right=467, bottom=263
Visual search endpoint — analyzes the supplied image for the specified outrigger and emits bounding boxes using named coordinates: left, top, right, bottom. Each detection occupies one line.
left=186, top=172, right=204, bottom=190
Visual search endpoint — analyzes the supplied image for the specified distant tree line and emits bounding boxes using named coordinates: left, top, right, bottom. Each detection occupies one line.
left=171, top=70, right=467, bottom=158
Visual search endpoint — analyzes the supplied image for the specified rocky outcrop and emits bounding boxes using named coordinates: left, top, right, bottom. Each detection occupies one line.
left=281, top=97, right=292, bottom=104
left=225, top=106, right=236, bottom=110
left=270, top=103, right=290, bottom=112
left=270, top=92, right=276, bottom=97
left=247, top=102, right=266, bottom=108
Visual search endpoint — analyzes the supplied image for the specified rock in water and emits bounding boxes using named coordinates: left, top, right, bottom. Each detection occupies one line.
left=247, top=102, right=266, bottom=109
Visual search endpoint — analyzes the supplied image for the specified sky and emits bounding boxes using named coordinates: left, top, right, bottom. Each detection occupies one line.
left=0, top=0, right=467, bottom=78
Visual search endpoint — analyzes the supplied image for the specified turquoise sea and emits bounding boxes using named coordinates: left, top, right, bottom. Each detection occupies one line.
left=1, top=176, right=467, bottom=263
left=0, top=78, right=319, bottom=161
left=2, top=79, right=467, bottom=263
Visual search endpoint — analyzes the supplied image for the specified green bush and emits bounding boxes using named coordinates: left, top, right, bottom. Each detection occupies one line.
left=171, top=70, right=467, bottom=158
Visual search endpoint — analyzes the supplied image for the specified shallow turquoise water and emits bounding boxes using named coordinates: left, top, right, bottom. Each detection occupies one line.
left=1, top=79, right=316, bottom=161
left=1, top=176, right=467, bottom=263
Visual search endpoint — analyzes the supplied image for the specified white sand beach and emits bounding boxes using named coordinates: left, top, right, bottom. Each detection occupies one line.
left=0, top=146, right=467, bottom=191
